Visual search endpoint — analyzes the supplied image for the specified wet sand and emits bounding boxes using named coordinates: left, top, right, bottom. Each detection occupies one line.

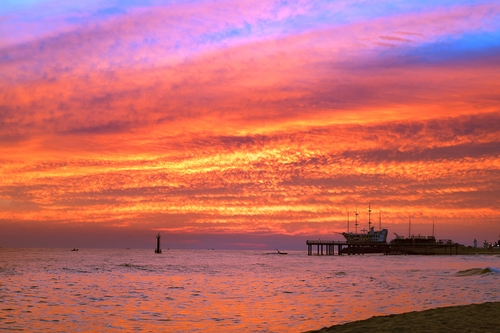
left=304, top=302, right=500, bottom=333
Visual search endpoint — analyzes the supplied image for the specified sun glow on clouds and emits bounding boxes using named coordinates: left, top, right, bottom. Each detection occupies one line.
left=0, top=0, right=499, bottom=247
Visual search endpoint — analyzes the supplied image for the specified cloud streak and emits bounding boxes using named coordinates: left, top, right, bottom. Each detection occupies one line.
left=0, top=0, right=499, bottom=247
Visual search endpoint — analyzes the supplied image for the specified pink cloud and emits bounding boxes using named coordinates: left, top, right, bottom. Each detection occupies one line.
left=1, top=1, right=499, bottom=247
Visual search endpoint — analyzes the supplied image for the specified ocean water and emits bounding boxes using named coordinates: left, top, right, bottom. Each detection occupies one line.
left=1, top=248, right=499, bottom=332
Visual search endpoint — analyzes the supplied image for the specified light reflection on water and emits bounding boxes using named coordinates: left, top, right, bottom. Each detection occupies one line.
left=0, top=248, right=499, bottom=332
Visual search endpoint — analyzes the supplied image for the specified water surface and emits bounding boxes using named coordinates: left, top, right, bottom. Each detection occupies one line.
left=1, top=248, right=499, bottom=332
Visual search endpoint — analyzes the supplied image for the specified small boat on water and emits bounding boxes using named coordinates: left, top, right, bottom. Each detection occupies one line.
left=267, top=248, right=288, bottom=255
left=71, top=248, right=78, bottom=251
left=275, top=248, right=287, bottom=255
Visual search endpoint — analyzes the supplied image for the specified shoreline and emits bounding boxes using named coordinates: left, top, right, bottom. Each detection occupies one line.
left=304, top=302, right=500, bottom=332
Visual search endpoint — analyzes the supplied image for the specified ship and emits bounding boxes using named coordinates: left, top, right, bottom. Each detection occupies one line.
left=387, top=219, right=460, bottom=254
left=342, top=226, right=389, bottom=243
left=390, top=233, right=437, bottom=245
left=341, top=204, right=388, bottom=244
left=391, top=233, right=455, bottom=246
left=389, top=219, right=454, bottom=245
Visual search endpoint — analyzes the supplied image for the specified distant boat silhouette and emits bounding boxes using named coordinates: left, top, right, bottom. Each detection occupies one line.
left=71, top=248, right=78, bottom=251
left=267, top=248, right=287, bottom=255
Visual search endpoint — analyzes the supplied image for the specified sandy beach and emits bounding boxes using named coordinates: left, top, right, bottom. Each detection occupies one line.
left=304, top=302, right=500, bottom=333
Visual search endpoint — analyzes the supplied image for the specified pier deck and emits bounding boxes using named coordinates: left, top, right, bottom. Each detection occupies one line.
left=306, top=240, right=459, bottom=255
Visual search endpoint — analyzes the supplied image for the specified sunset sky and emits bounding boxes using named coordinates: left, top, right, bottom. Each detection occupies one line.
left=1, top=0, right=499, bottom=249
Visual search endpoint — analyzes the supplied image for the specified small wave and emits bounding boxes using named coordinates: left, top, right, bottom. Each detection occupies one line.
left=62, top=267, right=91, bottom=273
left=118, top=263, right=155, bottom=272
left=455, top=267, right=499, bottom=276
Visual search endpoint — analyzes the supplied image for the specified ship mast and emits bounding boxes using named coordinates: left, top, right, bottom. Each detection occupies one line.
left=379, top=211, right=382, bottom=231
left=368, top=203, right=372, bottom=231
left=355, top=206, right=358, bottom=233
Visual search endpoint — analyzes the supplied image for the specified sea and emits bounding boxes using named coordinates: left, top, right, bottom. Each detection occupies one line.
left=1, top=248, right=499, bottom=332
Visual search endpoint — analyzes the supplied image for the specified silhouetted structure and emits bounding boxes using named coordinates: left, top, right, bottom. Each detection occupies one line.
left=155, top=233, right=162, bottom=254
left=306, top=240, right=459, bottom=255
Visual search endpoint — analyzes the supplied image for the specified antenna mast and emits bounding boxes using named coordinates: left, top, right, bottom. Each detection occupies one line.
left=408, top=216, right=411, bottom=238
left=347, top=211, right=350, bottom=233
left=379, top=211, right=382, bottom=231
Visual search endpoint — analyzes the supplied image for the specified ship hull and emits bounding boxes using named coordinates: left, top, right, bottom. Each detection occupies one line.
left=340, top=246, right=388, bottom=254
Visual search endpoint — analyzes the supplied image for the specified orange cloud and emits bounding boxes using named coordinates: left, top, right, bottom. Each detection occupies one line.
left=1, top=1, right=499, bottom=247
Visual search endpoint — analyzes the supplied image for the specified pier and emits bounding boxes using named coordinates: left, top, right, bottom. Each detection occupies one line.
left=306, top=240, right=459, bottom=255
left=306, top=240, right=390, bottom=255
